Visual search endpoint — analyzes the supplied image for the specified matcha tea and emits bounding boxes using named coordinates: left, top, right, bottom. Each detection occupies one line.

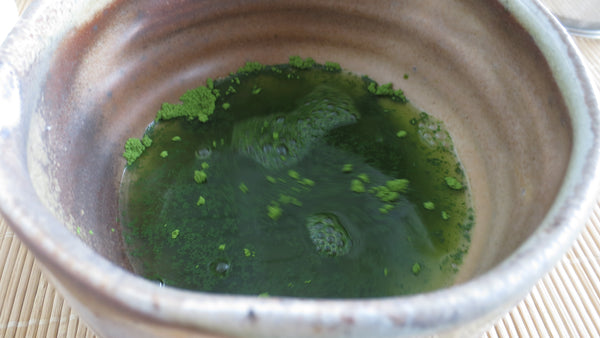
left=119, top=57, right=474, bottom=298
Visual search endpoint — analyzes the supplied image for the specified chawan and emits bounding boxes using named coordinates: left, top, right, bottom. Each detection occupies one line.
left=0, top=0, right=599, bottom=337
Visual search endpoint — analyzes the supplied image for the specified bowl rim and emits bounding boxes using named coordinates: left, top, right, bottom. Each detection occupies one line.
left=1, top=0, right=599, bottom=336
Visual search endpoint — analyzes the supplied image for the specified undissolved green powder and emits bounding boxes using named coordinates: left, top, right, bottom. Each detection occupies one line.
left=119, top=57, right=474, bottom=298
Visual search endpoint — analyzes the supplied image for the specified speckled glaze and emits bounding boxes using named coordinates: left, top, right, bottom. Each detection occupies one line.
left=0, top=0, right=599, bottom=337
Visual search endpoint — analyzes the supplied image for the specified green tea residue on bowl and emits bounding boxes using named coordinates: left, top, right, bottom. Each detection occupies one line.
left=118, top=57, right=474, bottom=298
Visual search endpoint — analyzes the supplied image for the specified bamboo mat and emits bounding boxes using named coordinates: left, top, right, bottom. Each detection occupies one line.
left=1, top=2, right=600, bottom=337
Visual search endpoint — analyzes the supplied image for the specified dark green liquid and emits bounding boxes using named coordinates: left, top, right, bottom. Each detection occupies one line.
left=119, top=64, right=473, bottom=298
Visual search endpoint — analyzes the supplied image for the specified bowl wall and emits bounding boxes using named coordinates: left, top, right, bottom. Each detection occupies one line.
left=32, top=0, right=570, bottom=279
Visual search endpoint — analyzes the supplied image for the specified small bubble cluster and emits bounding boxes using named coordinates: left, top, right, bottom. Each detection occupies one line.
left=209, top=258, right=231, bottom=277
left=306, top=213, right=351, bottom=257
left=417, top=119, right=451, bottom=149
left=196, top=147, right=212, bottom=159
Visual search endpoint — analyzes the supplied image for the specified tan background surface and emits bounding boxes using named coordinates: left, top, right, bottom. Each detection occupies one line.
left=1, top=0, right=600, bottom=337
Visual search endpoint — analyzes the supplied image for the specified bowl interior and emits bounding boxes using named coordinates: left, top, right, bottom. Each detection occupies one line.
left=27, top=0, right=571, bottom=285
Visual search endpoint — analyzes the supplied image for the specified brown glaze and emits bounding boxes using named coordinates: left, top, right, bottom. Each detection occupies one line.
left=37, top=0, right=570, bottom=279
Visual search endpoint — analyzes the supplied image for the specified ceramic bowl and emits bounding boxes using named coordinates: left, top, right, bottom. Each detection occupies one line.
left=1, top=0, right=599, bottom=337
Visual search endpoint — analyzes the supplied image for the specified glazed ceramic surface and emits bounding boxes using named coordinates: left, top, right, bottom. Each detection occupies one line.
left=0, top=0, right=599, bottom=337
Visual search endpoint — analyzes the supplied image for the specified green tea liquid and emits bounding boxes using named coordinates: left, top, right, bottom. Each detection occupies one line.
left=119, top=61, right=473, bottom=298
